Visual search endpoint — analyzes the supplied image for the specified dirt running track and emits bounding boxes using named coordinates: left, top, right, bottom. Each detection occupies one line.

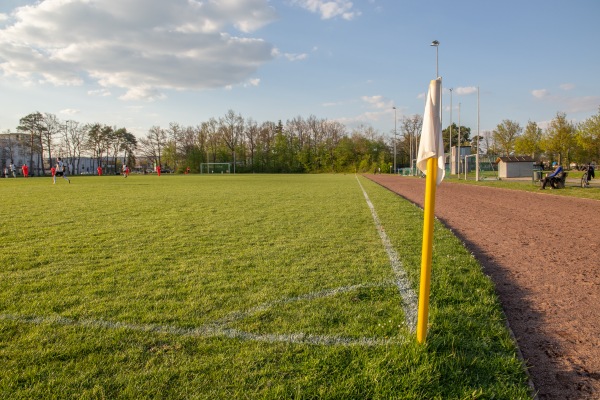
left=366, top=175, right=600, bottom=400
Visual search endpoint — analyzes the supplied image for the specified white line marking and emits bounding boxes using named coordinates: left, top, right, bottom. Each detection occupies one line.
left=0, top=177, right=418, bottom=346
left=355, top=175, right=418, bottom=332
left=0, top=282, right=407, bottom=347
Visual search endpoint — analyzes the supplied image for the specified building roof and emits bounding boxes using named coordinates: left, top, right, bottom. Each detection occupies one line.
left=495, top=156, right=534, bottom=163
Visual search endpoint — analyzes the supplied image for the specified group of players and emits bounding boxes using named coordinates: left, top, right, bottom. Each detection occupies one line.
left=5, top=159, right=188, bottom=183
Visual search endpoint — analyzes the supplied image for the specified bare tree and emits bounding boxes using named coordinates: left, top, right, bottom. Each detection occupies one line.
left=140, top=126, right=167, bottom=169
left=17, top=112, right=45, bottom=175
left=219, top=110, right=243, bottom=172
left=40, top=113, right=63, bottom=175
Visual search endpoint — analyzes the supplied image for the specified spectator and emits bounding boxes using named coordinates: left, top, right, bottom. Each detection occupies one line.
left=540, top=162, right=563, bottom=189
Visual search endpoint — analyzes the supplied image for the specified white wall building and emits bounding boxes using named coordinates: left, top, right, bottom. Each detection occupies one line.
left=495, top=156, right=535, bottom=178
left=0, top=133, right=43, bottom=176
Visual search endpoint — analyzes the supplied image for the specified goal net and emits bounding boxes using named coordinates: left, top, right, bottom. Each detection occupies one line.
left=200, top=163, right=231, bottom=174
left=463, top=154, right=499, bottom=180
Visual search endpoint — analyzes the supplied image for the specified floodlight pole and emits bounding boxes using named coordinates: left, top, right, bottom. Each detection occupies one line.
left=430, top=40, right=439, bottom=78
left=476, top=86, right=480, bottom=181
left=431, top=40, right=442, bottom=156
left=393, top=106, right=397, bottom=174
left=449, top=88, right=452, bottom=173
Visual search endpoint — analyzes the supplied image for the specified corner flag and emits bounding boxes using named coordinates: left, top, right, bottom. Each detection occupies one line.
left=417, top=78, right=444, bottom=185
left=416, top=78, right=443, bottom=343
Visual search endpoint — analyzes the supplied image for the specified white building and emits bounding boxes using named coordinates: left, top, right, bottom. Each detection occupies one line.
left=0, top=133, right=43, bottom=176
left=495, top=156, right=535, bottom=178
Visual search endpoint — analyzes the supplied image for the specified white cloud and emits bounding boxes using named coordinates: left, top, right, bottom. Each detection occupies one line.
left=530, top=87, right=599, bottom=114
left=560, top=83, right=575, bottom=91
left=361, top=95, right=393, bottom=110
left=454, top=86, right=477, bottom=95
left=283, top=53, right=308, bottom=61
left=59, top=108, right=80, bottom=115
left=0, top=0, right=278, bottom=100
left=532, top=89, right=550, bottom=99
left=88, top=89, right=111, bottom=97
left=566, top=95, right=600, bottom=114
left=292, top=0, right=361, bottom=20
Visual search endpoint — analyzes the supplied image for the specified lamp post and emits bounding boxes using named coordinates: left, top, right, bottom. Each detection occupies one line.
left=449, top=88, right=452, bottom=173
left=393, top=106, right=397, bottom=174
left=430, top=40, right=442, bottom=148
left=430, top=40, right=439, bottom=78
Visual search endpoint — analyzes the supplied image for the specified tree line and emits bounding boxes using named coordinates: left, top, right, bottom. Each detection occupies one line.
left=9, top=107, right=600, bottom=175
left=14, top=112, right=137, bottom=175
left=491, top=110, right=600, bottom=167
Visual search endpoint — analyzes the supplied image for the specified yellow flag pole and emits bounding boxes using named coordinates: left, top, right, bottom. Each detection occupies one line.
left=417, top=156, right=438, bottom=343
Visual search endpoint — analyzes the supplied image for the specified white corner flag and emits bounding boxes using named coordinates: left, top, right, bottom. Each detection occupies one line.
left=416, top=77, right=443, bottom=344
left=416, top=78, right=445, bottom=185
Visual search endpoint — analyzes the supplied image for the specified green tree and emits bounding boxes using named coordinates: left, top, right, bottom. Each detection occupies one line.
left=576, top=108, right=600, bottom=164
left=442, top=123, right=471, bottom=152
left=514, top=120, right=543, bottom=159
left=492, top=120, right=521, bottom=156
left=542, top=112, right=576, bottom=166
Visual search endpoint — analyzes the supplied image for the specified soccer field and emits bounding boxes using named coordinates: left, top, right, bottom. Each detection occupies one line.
left=0, top=174, right=531, bottom=399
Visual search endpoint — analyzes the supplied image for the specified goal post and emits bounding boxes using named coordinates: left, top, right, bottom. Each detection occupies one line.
left=200, top=163, right=231, bottom=174
left=463, top=154, right=499, bottom=181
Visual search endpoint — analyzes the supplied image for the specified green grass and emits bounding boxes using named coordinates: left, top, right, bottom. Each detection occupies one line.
left=0, top=174, right=531, bottom=399
left=443, top=173, right=600, bottom=200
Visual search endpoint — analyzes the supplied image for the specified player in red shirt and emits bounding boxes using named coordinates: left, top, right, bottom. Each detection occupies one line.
left=21, top=164, right=29, bottom=178
left=156, top=165, right=161, bottom=176
left=97, top=166, right=103, bottom=176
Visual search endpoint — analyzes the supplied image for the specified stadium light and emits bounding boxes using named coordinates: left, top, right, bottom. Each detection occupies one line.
left=393, top=106, right=397, bottom=174
left=430, top=40, right=439, bottom=78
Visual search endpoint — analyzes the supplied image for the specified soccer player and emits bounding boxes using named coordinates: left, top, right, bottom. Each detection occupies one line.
left=54, top=157, right=70, bottom=184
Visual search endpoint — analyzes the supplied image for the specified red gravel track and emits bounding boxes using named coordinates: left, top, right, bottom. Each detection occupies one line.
left=366, top=174, right=600, bottom=400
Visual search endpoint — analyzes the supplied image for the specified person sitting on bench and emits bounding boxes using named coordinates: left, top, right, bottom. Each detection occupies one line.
left=540, top=162, right=563, bottom=189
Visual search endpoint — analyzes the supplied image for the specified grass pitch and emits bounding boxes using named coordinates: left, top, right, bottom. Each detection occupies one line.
left=0, top=174, right=531, bottom=399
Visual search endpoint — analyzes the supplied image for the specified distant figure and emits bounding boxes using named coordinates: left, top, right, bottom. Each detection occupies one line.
left=587, top=163, right=595, bottom=181
left=156, top=165, right=161, bottom=176
left=21, top=164, right=29, bottom=178
left=97, top=166, right=103, bottom=176
left=186, top=166, right=190, bottom=174
left=54, top=157, right=70, bottom=184
left=540, top=162, right=563, bottom=189
left=50, top=166, right=56, bottom=180
left=122, top=164, right=128, bottom=178
left=10, top=162, right=16, bottom=178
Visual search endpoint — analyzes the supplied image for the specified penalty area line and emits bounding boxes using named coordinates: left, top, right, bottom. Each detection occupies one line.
left=0, top=282, right=408, bottom=347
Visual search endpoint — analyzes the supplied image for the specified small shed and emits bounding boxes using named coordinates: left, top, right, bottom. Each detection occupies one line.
left=495, top=156, right=534, bottom=178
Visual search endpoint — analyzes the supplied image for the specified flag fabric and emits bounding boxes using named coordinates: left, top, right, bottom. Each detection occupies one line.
left=416, top=78, right=444, bottom=185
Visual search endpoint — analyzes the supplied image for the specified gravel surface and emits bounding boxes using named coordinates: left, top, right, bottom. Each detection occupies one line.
left=367, top=174, right=600, bottom=400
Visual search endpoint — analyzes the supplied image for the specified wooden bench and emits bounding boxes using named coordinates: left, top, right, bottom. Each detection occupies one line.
left=552, top=171, right=568, bottom=189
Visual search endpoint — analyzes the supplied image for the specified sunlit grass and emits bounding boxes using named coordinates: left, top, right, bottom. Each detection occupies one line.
left=0, top=174, right=531, bottom=399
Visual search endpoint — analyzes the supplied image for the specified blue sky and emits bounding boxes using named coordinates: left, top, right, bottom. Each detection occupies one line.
left=1, top=0, right=599, bottom=140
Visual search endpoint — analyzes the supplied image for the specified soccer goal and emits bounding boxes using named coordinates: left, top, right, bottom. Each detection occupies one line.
left=200, top=163, right=231, bottom=174
left=463, top=154, right=499, bottom=180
